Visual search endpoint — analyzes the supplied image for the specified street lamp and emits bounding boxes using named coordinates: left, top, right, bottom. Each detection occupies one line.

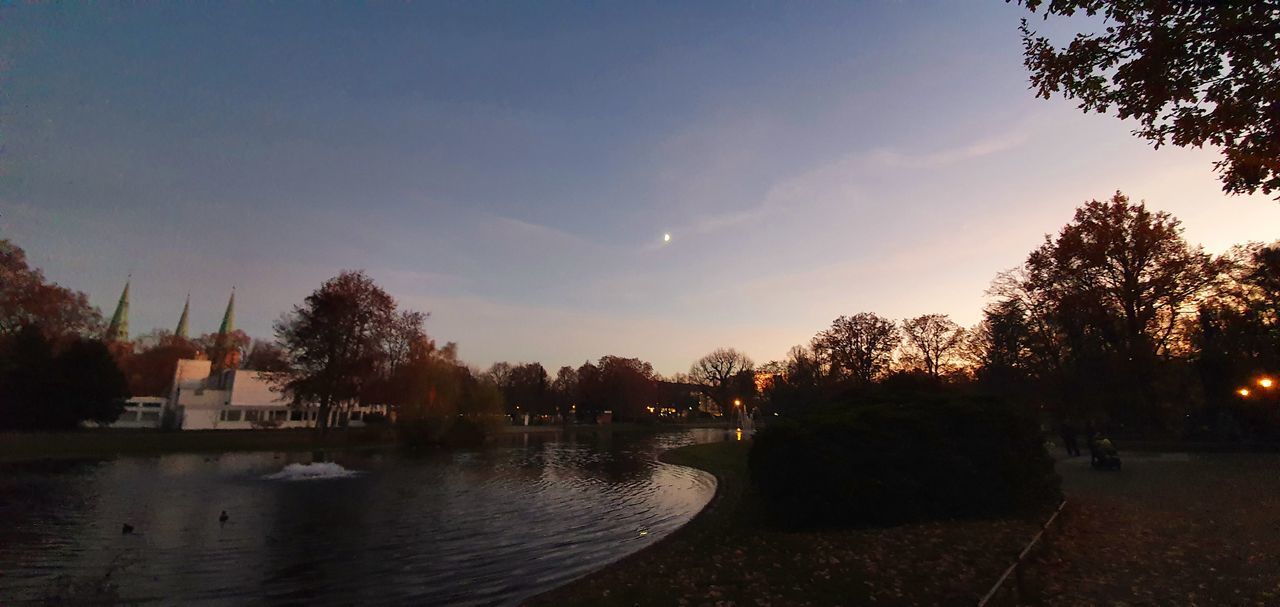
left=1259, top=377, right=1275, bottom=389
left=1238, top=387, right=1251, bottom=397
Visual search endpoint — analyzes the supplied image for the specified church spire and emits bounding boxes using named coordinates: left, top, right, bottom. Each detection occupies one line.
left=211, top=288, right=240, bottom=371
left=175, top=294, right=190, bottom=339
left=218, top=289, right=235, bottom=336
left=106, top=278, right=130, bottom=342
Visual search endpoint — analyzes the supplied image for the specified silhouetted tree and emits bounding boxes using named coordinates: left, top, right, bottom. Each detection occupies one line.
left=811, top=313, right=900, bottom=385
left=575, top=355, right=659, bottom=421
left=274, top=271, right=398, bottom=433
left=1014, top=1, right=1280, bottom=196
left=383, top=310, right=429, bottom=377
left=761, top=345, right=828, bottom=416
left=967, top=299, right=1038, bottom=399
left=550, top=365, right=579, bottom=418
left=0, top=326, right=127, bottom=430
left=504, top=362, right=551, bottom=415
left=992, top=192, right=1222, bottom=428
left=485, top=362, right=513, bottom=389
left=689, top=347, right=756, bottom=413
left=899, top=314, right=966, bottom=378
left=1193, top=242, right=1280, bottom=436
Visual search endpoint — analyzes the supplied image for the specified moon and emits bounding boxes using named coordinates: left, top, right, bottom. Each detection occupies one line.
left=663, top=233, right=671, bottom=243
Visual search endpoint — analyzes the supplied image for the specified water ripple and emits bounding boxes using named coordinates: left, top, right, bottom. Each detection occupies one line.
left=0, top=428, right=724, bottom=606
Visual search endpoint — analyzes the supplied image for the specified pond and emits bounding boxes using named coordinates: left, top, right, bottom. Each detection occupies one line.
left=0, top=428, right=727, bottom=606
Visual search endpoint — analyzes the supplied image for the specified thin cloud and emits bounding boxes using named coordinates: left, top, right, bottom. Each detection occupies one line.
left=868, top=130, right=1033, bottom=169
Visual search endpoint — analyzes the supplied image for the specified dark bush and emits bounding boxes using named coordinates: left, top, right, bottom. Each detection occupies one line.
left=397, top=415, right=492, bottom=449
left=748, top=396, right=1060, bottom=528
left=439, top=416, right=488, bottom=448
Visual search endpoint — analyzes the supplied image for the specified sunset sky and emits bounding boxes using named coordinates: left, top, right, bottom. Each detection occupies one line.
left=3, top=2, right=1278, bottom=375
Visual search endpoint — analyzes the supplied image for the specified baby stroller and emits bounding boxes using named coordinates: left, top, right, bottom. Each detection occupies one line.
left=1089, top=434, right=1121, bottom=470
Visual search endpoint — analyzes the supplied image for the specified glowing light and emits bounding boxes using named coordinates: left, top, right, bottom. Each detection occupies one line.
left=734, top=399, right=741, bottom=407
left=1238, top=388, right=1251, bottom=397
left=1259, top=377, right=1275, bottom=389
left=663, top=233, right=671, bottom=243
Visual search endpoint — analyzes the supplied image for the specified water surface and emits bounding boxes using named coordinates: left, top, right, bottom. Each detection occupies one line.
left=0, top=428, right=725, bottom=605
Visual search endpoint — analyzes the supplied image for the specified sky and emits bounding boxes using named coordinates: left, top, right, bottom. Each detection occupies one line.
left=2, top=2, right=1278, bottom=376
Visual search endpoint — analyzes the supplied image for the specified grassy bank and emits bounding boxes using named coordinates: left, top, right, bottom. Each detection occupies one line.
left=529, top=440, right=1047, bottom=606
left=0, top=428, right=396, bottom=461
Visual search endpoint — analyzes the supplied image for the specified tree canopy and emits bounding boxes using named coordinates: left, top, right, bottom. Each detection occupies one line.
left=688, top=347, right=756, bottom=412
left=1014, top=0, right=1280, bottom=196
left=0, top=240, right=102, bottom=339
left=274, top=270, right=400, bottom=432
left=811, top=313, right=901, bottom=385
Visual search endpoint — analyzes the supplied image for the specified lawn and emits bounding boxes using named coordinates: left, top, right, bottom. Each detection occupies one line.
left=528, top=440, right=1048, bottom=606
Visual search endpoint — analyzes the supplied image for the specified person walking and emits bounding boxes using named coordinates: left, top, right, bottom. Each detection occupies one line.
left=1058, top=421, right=1080, bottom=457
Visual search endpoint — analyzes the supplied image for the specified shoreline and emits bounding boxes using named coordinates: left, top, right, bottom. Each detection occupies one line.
left=526, top=439, right=1049, bottom=606
left=524, top=440, right=750, bottom=606
left=0, top=422, right=737, bottom=462
left=0, top=428, right=397, bottom=462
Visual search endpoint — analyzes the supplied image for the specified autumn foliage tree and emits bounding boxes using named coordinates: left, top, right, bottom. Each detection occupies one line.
left=275, top=270, right=399, bottom=433
left=1013, top=0, right=1280, bottom=196
left=987, top=192, right=1222, bottom=427
left=0, top=240, right=102, bottom=339
left=123, top=332, right=200, bottom=396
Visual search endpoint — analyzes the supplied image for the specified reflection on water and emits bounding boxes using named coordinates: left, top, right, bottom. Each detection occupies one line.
left=0, top=428, right=725, bottom=606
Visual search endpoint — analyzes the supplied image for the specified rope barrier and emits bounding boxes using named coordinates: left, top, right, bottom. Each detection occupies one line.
left=976, top=499, right=1067, bottom=607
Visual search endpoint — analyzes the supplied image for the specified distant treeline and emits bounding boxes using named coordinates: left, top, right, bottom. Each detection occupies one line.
left=3, top=191, right=1277, bottom=438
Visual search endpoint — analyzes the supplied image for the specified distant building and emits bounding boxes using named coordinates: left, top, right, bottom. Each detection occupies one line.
left=95, top=280, right=386, bottom=431
left=109, top=396, right=168, bottom=429
left=161, top=358, right=386, bottom=430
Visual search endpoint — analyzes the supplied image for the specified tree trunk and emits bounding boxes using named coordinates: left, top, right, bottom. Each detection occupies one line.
left=317, top=395, right=332, bottom=435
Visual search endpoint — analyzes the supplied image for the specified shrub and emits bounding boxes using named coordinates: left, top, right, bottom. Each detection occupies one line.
left=396, top=414, right=500, bottom=449
left=748, top=396, right=1060, bottom=528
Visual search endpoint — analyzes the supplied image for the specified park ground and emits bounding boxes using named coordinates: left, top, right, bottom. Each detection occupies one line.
left=534, top=442, right=1280, bottom=606
left=1029, top=449, right=1280, bottom=605
left=528, top=441, right=1049, bottom=606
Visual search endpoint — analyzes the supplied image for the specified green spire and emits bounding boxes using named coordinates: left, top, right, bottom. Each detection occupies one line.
left=175, top=294, right=190, bottom=339
left=106, top=279, right=130, bottom=342
left=218, top=289, right=235, bottom=336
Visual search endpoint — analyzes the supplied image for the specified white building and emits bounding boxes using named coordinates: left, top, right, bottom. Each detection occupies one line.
left=108, top=396, right=170, bottom=429
left=95, top=283, right=387, bottom=431
left=169, top=359, right=387, bottom=430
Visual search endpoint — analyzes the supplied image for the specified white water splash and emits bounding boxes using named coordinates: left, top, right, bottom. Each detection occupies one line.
left=263, top=462, right=361, bottom=481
